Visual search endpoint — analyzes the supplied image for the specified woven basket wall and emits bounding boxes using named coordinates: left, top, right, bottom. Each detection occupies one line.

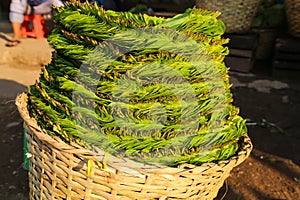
left=16, top=93, right=252, bottom=200
left=285, top=0, right=300, bottom=38
left=195, top=0, right=261, bottom=33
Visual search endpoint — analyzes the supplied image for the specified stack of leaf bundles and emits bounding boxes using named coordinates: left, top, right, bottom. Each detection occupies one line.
left=27, top=1, right=247, bottom=167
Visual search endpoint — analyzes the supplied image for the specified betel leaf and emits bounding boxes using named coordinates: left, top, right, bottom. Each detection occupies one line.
left=28, top=1, right=247, bottom=166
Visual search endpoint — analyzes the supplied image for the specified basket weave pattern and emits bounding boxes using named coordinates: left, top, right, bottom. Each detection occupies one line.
left=17, top=93, right=252, bottom=200
left=195, top=0, right=261, bottom=33
left=285, top=0, right=300, bottom=38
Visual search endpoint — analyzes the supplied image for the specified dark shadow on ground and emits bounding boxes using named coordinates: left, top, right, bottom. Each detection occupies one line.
left=214, top=182, right=241, bottom=200
left=0, top=32, right=12, bottom=42
left=248, top=125, right=300, bottom=166
left=0, top=98, right=29, bottom=200
left=0, top=79, right=27, bottom=99
left=0, top=80, right=29, bottom=199
left=232, top=86, right=300, bottom=166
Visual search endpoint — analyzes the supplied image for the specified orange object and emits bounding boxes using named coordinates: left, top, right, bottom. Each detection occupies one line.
left=21, top=14, right=47, bottom=39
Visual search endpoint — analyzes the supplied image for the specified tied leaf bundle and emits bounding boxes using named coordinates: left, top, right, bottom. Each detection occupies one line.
left=28, top=1, right=247, bottom=166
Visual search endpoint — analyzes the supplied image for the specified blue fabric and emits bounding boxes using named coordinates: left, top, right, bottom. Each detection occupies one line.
left=27, top=0, right=49, bottom=6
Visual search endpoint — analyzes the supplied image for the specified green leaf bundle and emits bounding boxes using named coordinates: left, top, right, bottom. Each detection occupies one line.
left=28, top=1, right=247, bottom=166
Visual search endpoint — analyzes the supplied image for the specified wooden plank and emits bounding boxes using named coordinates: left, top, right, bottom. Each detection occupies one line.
left=225, top=56, right=254, bottom=73
left=225, top=34, right=258, bottom=50
left=275, top=37, right=300, bottom=53
left=272, top=68, right=300, bottom=81
left=229, top=48, right=253, bottom=58
left=274, top=51, right=300, bottom=62
left=272, top=60, right=300, bottom=70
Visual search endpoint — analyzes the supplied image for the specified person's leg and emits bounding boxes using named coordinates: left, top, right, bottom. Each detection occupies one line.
left=6, top=0, right=27, bottom=46
left=5, top=21, right=22, bottom=46
left=6, top=17, right=23, bottom=46
left=11, top=22, right=22, bottom=41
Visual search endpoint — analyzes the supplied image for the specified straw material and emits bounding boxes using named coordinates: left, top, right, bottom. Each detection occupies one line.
left=195, top=0, right=261, bottom=33
left=16, top=93, right=252, bottom=200
left=285, top=0, right=300, bottom=38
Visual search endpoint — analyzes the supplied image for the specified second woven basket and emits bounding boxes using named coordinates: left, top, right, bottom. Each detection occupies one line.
left=195, top=0, right=261, bottom=33
left=285, top=0, right=300, bottom=38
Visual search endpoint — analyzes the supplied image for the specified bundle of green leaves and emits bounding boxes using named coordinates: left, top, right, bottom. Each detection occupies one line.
left=252, top=1, right=286, bottom=28
left=28, top=1, right=247, bottom=166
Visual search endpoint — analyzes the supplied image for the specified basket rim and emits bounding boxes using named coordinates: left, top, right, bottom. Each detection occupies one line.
left=16, top=92, right=252, bottom=176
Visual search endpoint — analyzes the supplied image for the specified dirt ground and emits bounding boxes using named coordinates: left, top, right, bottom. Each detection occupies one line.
left=219, top=80, right=300, bottom=200
left=1, top=24, right=300, bottom=199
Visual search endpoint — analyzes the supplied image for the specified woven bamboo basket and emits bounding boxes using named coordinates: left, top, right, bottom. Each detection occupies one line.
left=16, top=93, right=252, bottom=200
left=195, top=0, right=261, bottom=33
left=285, top=0, right=300, bottom=38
